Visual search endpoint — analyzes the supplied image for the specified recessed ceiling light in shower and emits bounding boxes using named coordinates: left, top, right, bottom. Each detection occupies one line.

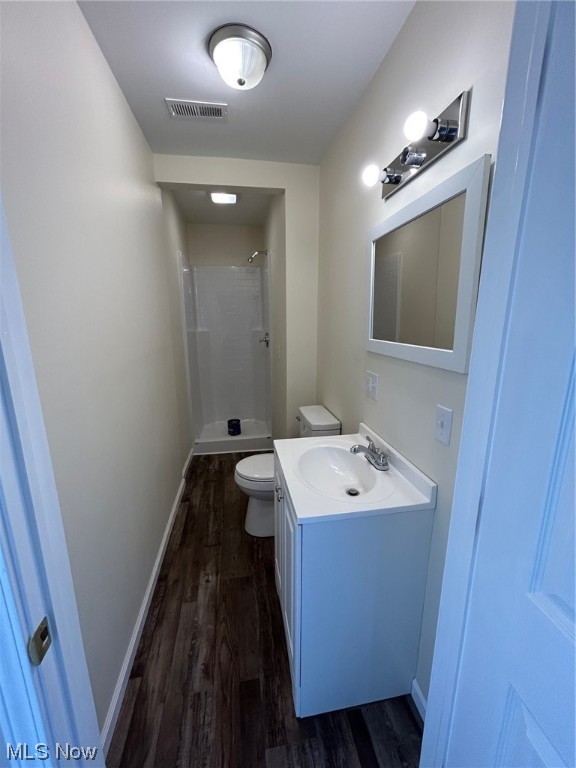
left=210, top=192, right=237, bottom=205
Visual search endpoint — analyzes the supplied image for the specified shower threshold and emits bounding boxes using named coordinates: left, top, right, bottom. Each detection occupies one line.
left=195, top=419, right=272, bottom=455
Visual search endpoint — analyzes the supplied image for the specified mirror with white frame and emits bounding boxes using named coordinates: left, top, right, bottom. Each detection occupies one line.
left=367, top=154, right=491, bottom=372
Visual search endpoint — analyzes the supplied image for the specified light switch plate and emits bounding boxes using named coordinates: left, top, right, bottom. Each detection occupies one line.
left=435, top=405, right=453, bottom=445
left=365, top=371, right=379, bottom=400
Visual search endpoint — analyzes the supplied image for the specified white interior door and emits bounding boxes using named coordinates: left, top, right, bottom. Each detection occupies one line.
left=422, top=2, right=574, bottom=765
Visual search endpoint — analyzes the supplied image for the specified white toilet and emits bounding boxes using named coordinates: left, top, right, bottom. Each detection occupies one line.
left=235, top=405, right=341, bottom=537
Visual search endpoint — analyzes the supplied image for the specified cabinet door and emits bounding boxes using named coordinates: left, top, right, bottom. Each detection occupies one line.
left=282, top=501, right=295, bottom=660
left=274, top=469, right=283, bottom=595
left=273, top=459, right=301, bottom=713
left=282, top=493, right=300, bottom=691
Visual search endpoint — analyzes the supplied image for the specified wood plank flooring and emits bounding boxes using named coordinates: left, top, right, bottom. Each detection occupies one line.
left=107, top=453, right=423, bottom=768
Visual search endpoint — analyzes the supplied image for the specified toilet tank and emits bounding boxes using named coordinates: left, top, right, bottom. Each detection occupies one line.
left=298, top=405, right=341, bottom=438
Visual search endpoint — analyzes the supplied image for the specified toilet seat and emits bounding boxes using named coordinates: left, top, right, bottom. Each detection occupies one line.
left=235, top=453, right=274, bottom=483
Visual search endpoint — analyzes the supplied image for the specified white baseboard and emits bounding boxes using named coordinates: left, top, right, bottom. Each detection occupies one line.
left=411, top=677, right=427, bottom=721
left=182, top=446, right=194, bottom=478
left=100, top=470, right=187, bottom=754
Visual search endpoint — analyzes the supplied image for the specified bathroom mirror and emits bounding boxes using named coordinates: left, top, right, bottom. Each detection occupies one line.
left=367, top=154, right=491, bottom=372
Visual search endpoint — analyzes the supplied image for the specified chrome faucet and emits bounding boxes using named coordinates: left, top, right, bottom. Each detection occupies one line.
left=350, top=436, right=389, bottom=471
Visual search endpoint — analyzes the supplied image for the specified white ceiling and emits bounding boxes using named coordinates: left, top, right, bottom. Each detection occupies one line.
left=79, top=0, right=414, bottom=223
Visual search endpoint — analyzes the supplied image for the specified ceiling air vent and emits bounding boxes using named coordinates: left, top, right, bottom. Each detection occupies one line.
left=164, top=98, right=228, bottom=121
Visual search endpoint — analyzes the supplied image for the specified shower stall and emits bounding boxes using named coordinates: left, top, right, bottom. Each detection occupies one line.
left=182, top=262, right=272, bottom=454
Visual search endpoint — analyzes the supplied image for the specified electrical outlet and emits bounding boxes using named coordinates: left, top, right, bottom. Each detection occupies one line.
left=435, top=405, right=453, bottom=445
left=366, top=371, right=379, bottom=401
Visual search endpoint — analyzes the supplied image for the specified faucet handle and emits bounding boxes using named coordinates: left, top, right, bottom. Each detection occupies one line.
left=374, top=452, right=389, bottom=469
left=364, top=435, right=376, bottom=451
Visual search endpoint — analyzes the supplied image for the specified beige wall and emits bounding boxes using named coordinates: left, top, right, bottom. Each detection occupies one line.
left=154, top=156, right=319, bottom=438
left=265, top=194, right=288, bottom=438
left=372, top=193, right=464, bottom=349
left=436, top=194, right=465, bottom=349
left=397, top=209, right=440, bottom=347
left=161, top=189, right=194, bottom=464
left=1, top=2, right=190, bottom=728
left=318, top=0, right=514, bottom=703
left=374, top=209, right=441, bottom=347
left=188, top=223, right=264, bottom=266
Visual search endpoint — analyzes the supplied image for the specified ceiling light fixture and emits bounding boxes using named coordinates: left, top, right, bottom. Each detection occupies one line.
left=208, top=24, right=272, bottom=91
left=210, top=192, right=237, bottom=205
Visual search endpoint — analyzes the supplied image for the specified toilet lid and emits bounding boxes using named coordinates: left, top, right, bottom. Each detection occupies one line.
left=236, top=453, right=274, bottom=482
left=299, top=405, right=341, bottom=431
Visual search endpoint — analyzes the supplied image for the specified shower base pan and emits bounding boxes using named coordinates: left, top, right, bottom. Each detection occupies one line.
left=195, top=419, right=272, bottom=455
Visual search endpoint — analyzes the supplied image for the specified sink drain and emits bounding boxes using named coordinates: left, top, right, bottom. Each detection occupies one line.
left=346, top=487, right=360, bottom=497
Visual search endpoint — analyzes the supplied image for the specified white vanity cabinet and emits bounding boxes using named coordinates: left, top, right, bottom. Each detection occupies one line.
left=273, top=445, right=435, bottom=718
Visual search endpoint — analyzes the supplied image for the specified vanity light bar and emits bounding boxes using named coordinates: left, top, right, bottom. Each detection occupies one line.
left=383, top=168, right=403, bottom=185
left=379, top=91, right=471, bottom=200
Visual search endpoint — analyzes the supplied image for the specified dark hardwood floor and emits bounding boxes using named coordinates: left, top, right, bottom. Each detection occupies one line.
left=107, top=453, right=423, bottom=768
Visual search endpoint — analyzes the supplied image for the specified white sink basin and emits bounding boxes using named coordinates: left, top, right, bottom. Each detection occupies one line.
left=274, top=423, right=437, bottom=522
left=297, top=445, right=395, bottom=502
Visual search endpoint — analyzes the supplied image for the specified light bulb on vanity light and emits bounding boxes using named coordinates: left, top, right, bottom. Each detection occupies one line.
left=362, top=164, right=404, bottom=188
left=362, top=164, right=383, bottom=187
left=403, top=110, right=437, bottom=142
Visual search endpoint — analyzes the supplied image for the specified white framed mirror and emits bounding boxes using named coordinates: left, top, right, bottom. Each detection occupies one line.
left=366, top=154, right=491, bottom=372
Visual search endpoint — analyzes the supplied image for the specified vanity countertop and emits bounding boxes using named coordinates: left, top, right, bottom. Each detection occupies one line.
left=274, top=422, right=436, bottom=524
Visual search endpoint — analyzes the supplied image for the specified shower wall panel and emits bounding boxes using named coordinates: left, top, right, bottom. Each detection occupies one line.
left=193, top=266, right=269, bottom=427
left=182, top=266, right=203, bottom=440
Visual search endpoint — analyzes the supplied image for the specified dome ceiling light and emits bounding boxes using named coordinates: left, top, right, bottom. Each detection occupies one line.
left=208, top=24, right=272, bottom=91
